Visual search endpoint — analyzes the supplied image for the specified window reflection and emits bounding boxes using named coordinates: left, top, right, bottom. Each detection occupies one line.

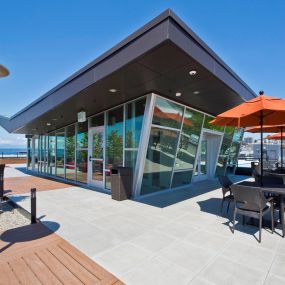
left=141, top=127, right=179, bottom=195
left=48, top=133, right=56, bottom=175
left=152, top=97, right=183, bottom=129
left=105, top=106, right=124, bottom=189
left=65, top=125, right=76, bottom=181
left=125, top=98, right=146, bottom=148
left=203, top=115, right=225, bottom=132
left=174, top=109, right=204, bottom=171
left=56, top=129, right=65, bottom=178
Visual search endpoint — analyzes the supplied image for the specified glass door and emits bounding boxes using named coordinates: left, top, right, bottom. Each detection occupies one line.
left=88, top=127, right=104, bottom=187
left=200, top=139, right=208, bottom=176
left=194, top=134, right=209, bottom=181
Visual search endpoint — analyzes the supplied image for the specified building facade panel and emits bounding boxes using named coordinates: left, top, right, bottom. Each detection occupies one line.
left=26, top=93, right=243, bottom=197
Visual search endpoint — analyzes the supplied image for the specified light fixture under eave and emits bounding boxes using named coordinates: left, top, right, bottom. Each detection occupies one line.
left=189, top=70, right=197, bottom=76
left=46, top=122, right=51, bottom=126
left=175, top=92, right=182, bottom=97
left=193, top=91, right=200, bottom=95
left=77, top=110, right=86, bottom=123
left=109, top=88, right=117, bottom=93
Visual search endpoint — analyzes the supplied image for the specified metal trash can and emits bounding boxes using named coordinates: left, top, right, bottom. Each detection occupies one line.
left=251, top=161, right=259, bottom=169
left=110, top=167, right=133, bottom=201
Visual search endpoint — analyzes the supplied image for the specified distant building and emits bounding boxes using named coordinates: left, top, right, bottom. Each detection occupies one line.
left=243, top=137, right=254, bottom=144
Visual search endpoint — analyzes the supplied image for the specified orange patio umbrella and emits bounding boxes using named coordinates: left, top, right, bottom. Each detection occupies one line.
left=267, top=133, right=285, bottom=140
left=210, top=91, right=285, bottom=182
left=247, top=124, right=285, bottom=170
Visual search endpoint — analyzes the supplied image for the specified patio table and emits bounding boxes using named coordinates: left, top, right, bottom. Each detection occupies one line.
left=268, top=172, right=285, bottom=184
left=237, top=181, right=285, bottom=237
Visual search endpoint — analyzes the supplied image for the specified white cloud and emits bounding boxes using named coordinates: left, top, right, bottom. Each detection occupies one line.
left=0, top=134, right=26, bottom=148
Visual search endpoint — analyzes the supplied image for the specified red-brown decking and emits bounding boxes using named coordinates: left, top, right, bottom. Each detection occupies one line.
left=4, top=176, right=72, bottom=195
left=0, top=223, right=124, bottom=285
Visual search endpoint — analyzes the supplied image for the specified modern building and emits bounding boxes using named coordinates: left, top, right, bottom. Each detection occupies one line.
left=0, top=9, right=255, bottom=197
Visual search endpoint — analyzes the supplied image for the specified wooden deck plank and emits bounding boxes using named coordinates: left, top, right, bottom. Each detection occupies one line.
left=0, top=203, right=123, bottom=284
left=23, top=253, right=62, bottom=285
left=48, top=245, right=100, bottom=284
left=8, top=258, right=42, bottom=285
left=58, top=241, right=116, bottom=281
left=36, top=248, right=83, bottom=285
left=0, top=262, right=20, bottom=285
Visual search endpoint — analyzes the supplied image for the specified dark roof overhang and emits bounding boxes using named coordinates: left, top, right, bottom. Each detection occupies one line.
left=0, top=9, right=256, bottom=134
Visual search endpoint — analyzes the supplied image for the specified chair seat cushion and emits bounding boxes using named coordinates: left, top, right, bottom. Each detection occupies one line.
left=238, top=203, right=269, bottom=213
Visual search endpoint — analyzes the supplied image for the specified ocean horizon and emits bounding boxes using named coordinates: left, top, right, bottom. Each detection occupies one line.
left=0, top=148, right=26, bottom=157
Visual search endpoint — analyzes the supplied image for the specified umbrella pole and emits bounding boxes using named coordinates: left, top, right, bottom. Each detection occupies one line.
left=260, top=110, right=263, bottom=186
left=281, top=127, right=283, bottom=172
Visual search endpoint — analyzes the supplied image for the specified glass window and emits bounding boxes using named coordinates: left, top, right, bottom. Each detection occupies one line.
left=174, top=109, right=204, bottom=171
left=34, top=137, right=39, bottom=172
left=141, top=127, right=179, bottom=195
left=203, top=115, right=225, bottom=132
left=105, top=106, right=124, bottom=189
left=48, top=133, right=56, bottom=175
left=56, top=129, right=65, bottom=178
left=172, top=170, right=193, bottom=188
left=125, top=150, right=138, bottom=169
left=39, top=136, right=46, bottom=173
left=215, top=155, right=228, bottom=176
left=76, top=150, right=88, bottom=183
left=77, top=121, right=88, bottom=149
left=125, top=98, right=146, bottom=148
left=27, top=138, right=32, bottom=170
left=65, top=125, right=76, bottom=181
left=152, top=97, right=184, bottom=129
left=91, top=113, right=104, bottom=128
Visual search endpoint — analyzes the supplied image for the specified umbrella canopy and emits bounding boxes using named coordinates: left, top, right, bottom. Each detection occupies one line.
left=0, top=64, right=9, bottom=78
left=247, top=125, right=285, bottom=170
left=267, top=133, right=285, bottom=140
left=247, top=124, right=285, bottom=133
left=210, top=91, right=285, bottom=184
left=210, top=93, right=285, bottom=127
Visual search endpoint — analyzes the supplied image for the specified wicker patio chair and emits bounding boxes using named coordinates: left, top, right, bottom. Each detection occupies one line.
left=218, top=175, right=234, bottom=213
left=231, top=184, right=274, bottom=243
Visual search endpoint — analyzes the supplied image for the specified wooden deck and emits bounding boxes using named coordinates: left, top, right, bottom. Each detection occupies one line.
left=0, top=223, right=124, bottom=285
left=4, top=175, right=72, bottom=195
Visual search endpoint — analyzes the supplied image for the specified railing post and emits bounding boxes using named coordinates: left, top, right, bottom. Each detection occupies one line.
left=31, top=188, right=37, bottom=224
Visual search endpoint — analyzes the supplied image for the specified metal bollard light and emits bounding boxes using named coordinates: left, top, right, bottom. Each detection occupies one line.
left=31, top=188, right=37, bottom=224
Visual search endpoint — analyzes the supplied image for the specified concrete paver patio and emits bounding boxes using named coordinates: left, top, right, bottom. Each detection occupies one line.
left=5, top=165, right=285, bottom=285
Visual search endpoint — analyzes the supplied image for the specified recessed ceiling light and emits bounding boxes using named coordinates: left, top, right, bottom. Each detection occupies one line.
left=189, top=70, right=197, bottom=76
left=193, top=91, right=200, bottom=95
left=175, top=92, right=182, bottom=97
left=46, top=122, right=51, bottom=126
left=109, top=88, right=117, bottom=93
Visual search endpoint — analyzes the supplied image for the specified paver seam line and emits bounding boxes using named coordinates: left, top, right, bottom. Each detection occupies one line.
left=45, top=246, right=85, bottom=284
left=6, top=260, right=22, bottom=285
left=57, top=242, right=104, bottom=281
left=185, top=233, right=240, bottom=284
left=262, top=236, right=284, bottom=284
left=21, top=255, right=44, bottom=285
left=23, top=252, right=63, bottom=285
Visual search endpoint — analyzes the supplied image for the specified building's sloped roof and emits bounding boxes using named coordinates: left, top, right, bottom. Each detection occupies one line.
left=0, top=9, right=256, bottom=134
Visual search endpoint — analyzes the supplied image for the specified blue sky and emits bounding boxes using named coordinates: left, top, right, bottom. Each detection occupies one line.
left=0, top=0, right=284, bottom=147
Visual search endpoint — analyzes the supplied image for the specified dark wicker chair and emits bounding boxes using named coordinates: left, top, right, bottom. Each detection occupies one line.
left=231, top=184, right=274, bottom=242
left=0, top=164, right=5, bottom=212
left=218, top=175, right=234, bottom=213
